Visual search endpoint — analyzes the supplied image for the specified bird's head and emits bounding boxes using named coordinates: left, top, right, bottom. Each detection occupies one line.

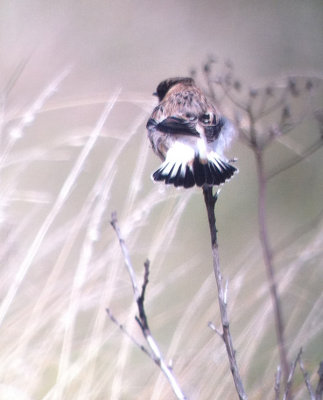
left=153, top=77, right=195, bottom=102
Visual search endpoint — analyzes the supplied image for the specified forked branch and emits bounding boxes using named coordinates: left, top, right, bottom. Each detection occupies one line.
left=109, top=212, right=187, bottom=400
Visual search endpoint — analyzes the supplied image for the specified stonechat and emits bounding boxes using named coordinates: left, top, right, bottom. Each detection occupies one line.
left=146, top=77, right=238, bottom=188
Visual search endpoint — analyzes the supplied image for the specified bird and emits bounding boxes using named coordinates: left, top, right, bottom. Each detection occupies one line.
left=146, top=77, right=238, bottom=188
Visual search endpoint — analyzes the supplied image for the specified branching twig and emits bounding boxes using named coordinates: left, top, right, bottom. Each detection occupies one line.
left=283, top=348, right=302, bottom=400
left=267, top=138, right=323, bottom=180
left=203, top=186, right=248, bottom=400
left=106, top=307, right=152, bottom=359
left=202, top=61, right=291, bottom=382
left=299, top=353, right=316, bottom=400
left=255, top=149, right=290, bottom=382
left=110, top=211, right=140, bottom=299
left=273, top=207, right=323, bottom=255
left=199, top=56, right=323, bottom=400
left=277, top=348, right=322, bottom=400
left=109, top=212, right=187, bottom=400
left=316, top=362, right=323, bottom=400
left=135, top=260, right=150, bottom=332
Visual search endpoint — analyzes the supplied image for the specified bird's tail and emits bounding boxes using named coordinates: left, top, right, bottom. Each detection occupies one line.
left=152, top=152, right=238, bottom=188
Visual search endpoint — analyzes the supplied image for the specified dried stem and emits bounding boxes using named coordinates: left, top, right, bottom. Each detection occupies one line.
left=267, top=137, right=323, bottom=180
left=201, top=56, right=323, bottom=400
left=110, top=211, right=140, bottom=299
left=106, top=307, right=152, bottom=359
left=283, top=348, right=302, bottom=400
left=316, top=362, right=323, bottom=400
left=109, top=212, right=187, bottom=400
left=275, top=366, right=282, bottom=400
left=299, top=353, right=316, bottom=400
left=255, top=149, right=289, bottom=382
left=203, top=186, right=248, bottom=400
left=204, top=62, right=290, bottom=390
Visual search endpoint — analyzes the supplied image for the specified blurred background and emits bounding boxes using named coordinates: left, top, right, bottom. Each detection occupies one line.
left=0, top=1, right=323, bottom=399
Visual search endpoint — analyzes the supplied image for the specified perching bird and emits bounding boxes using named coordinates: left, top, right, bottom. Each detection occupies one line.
left=146, top=77, right=238, bottom=188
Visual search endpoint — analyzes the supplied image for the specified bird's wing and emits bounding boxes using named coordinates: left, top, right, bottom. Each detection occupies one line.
left=146, top=116, right=200, bottom=137
left=202, top=116, right=224, bottom=142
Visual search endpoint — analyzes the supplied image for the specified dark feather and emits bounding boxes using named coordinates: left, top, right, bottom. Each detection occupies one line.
left=183, top=167, right=195, bottom=188
left=152, top=116, right=199, bottom=136
left=203, top=117, right=224, bottom=142
left=193, top=157, right=206, bottom=186
left=151, top=155, right=237, bottom=188
left=146, top=117, right=158, bottom=131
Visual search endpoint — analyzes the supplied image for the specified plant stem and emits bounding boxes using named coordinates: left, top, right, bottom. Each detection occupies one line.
left=110, top=213, right=187, bottom=400
left=255, top=150, right=289, bottom=382
left=203, top=186, right=248, bottom=400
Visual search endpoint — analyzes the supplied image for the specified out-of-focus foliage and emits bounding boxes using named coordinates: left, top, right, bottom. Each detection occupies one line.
left=0, top=1, right=322, bottom=399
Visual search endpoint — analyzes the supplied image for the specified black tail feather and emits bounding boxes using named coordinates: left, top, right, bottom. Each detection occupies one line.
left=183, top=166, right=195, bottom=188
left=152, top=156, right=237, bottom=188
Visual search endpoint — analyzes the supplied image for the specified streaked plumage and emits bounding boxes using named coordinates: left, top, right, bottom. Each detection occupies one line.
left=146, top=77, right=238, bottom=188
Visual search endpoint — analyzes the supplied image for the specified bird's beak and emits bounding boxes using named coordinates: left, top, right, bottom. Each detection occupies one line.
left=153, top=92, right=158, bottom=97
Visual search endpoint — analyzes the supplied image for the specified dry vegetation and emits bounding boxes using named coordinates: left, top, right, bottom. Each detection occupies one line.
left=0, top=59, right=323, bottom=400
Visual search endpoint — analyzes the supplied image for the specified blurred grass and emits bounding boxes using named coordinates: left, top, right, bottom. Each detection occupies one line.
left=1, top=1, right=323, bottom=399
left=0, top=72, right=322, bottom=399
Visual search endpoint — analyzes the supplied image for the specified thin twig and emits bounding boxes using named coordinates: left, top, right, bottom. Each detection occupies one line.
left=275, top=366, right=282, bottom=400
left=283, top=348, right=302, bottom=400
left=106, top=308, right=151, bottom=358
left=110, top=212, right=187, bottom=400
left=203, top=186, right=248, bottom=400
left=202, top=60, right=322, bottom=399
left=110, top=211, right=140, bottom=300
left=267, top=138, right=323, bottom=180
left=208, top=321, right=224, bottom=339
left=273, top=207, right=323, bottom=255
left=203, top=63, right=290, bottom=385
left=316, top=362, right=323, bottom=400
left=299, top=353, right=315, bottom=400
left=135, top=259, right=150, bottom=332
left=254, top=86, right=289, bottom=121
left=255, top=149, right=290, bottom=382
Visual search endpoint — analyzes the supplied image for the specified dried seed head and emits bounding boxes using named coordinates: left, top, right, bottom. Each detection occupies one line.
left=288, top=77, right=299, bottom=96
left=249, top=88, right=258, bottom=98
left=204, top=63, right=210, bottom=73
left=282, top=105, right=291, bottom=120
left=305, top=79, right=314, bottom=91
left=233, top=80, right=242, bottom=91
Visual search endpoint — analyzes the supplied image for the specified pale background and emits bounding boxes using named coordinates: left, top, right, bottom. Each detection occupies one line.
left=1, top=1, right=323, bottom=399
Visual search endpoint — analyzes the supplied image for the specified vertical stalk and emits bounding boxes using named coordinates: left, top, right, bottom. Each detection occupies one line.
left=255, top=150, right=289, bottom=382
left=203, top=187, right=248, bottom=400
